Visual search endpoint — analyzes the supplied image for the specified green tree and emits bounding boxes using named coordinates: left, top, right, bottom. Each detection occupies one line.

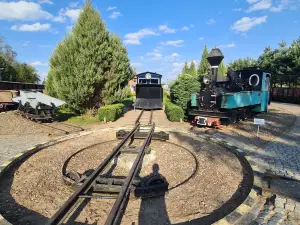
left=0, top=55, right=17, bottom=81
left=189, top=61, right=197, bottom=76
left=217, top=61, right=227, bottom=77
left=182, top=61, right=189, bottom=74
left=102, top=34, right=132, bottom=104
left=14, top=62, right=39, bottom=83
left=170, top=73, right=200, bottom=113
left=47, top=1, right=112, bottom=112
left=228, top=57, right=257, bottom=71
left=197, top=45, right=210, bottom=81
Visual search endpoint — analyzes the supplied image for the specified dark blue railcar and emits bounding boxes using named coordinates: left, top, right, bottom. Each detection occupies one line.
left=135, top=72, right=163, bottom=109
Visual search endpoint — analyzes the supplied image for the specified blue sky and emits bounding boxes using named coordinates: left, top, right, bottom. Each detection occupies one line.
left=0, top=0, right=299, bottom=83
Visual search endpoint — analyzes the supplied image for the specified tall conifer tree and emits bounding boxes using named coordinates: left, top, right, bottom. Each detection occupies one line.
left=103, top=34, right=132, bottom=104
left=217, top=61, right=227, bottom=76
left=182, top=61, right=189, bottom=74
left=47, top=1, right=113, bottom=112
left=189, top=61, right=197, bottom=76
left=197, top=45, right=210, bottom=81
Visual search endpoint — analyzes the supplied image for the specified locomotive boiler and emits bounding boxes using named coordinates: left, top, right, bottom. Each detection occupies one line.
left=189, top=48, right=271, bottom=127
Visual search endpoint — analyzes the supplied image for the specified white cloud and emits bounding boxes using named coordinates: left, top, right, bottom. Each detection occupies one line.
left=107, top=6, right=117, bottom=11
left=124, top=28, right=159, bottom=45
left=161, top=40, right=184, bottom=47
left=131, top=62, right=142, bottom=67
left=171, top=53, right=180, bottom=57
left=109, top=11, right=122, bottom=19
left=30, top=61, right=48, bottom=67
left=0, top=1, right=53, bottom=21
left=199, top=37, right=205, bottom=40
left=181, top=26, right=189, bottom=31
left=217, top=43, right=236, bottom=49
left=69, top=2, right=79, bottom=8
left=233, top=8, right=243, bottom=11
left=158, top=25, right=176, bottom=33
left=22, top=40, right=30, bottom=46
left=247, top=0, right=260, bottom=3
left=11, top=23, right=51, bottom=32
left=147, top=52, right=163, bottom=60
left=54, top=8, right=81, bottom=23
left=207, top=19, right=216, bottom=25
left=231, top=16, right=267, bottom=32
left=37, top=0, right=53, bottom=4
left=247, top=0, right=272, bottom=12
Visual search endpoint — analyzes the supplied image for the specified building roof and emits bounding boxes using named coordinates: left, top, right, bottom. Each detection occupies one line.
left=136, top=71, right=163, bottom=78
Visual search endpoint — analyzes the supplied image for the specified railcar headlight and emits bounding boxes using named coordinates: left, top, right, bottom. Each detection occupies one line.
left=203, top=76, right=211, bottom=85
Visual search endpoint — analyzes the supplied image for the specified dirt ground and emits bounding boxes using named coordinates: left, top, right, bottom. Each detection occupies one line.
left=0, top=130, right=243, bottom=225
left=0, top=111, right=84, bottom=136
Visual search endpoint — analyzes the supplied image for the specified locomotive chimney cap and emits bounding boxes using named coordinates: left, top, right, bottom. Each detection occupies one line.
left=207, top=48, right=224, bottom=67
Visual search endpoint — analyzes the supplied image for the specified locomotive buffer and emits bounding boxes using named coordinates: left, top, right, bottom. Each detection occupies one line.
left=46, top=110, right=169, bottom=225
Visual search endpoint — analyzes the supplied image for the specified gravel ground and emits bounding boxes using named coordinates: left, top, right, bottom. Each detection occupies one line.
left=0, top=111, right=83, bottom=165
left=215, top=104, right=296, bottom=149
left=0, top=130, right=243, bottom=225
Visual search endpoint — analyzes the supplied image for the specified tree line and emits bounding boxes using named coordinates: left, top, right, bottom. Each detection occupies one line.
left=170, top=45, right=227, bottom=115
left=46, top=1, right=133, bottom=113
left=228, top=37, right=300, bottom=87
left=0, top=37, right=39, bottom=83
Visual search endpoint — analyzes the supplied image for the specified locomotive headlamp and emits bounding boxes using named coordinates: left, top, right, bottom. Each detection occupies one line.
left=146, top=73, right=152, bottom=79
left=203, top=76, right=211, bottom=85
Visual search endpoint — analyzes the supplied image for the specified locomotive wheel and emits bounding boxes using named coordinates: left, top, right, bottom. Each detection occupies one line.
left=230, top=110, right=238, bottom=123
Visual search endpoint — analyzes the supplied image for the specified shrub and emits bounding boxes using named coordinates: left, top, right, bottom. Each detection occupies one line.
left=165, top=101, right=184, bottom=122
left=98, top=103, right=124, bottom=122
left=120, top=97, right=133, bottom=107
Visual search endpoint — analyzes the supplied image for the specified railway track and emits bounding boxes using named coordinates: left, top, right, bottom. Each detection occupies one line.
left=46, top=109, right=168, bottom=225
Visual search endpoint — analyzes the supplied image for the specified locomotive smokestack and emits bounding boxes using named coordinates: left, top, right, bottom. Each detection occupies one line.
left=207, top=48, right=224, bottom=86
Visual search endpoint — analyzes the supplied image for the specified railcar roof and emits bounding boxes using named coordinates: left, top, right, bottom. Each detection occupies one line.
left=136, top=72, right=163, bottom=78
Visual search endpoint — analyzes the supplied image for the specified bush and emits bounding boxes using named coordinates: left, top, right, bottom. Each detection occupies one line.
left=170, top=74, right=200, bottom=113
left=165, top=101, right=184, bottom=122
left=98, top=103, right=124, bottom=122
left=120, top=97, right=133, bottom=107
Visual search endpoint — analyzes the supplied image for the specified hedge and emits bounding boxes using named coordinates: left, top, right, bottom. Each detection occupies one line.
left=98, top=103, right=124, bottom=122
left=165, top=101, right=184, bottom=122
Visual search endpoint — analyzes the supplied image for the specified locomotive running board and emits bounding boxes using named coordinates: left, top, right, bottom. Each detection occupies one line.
left=116, top=130, right=169, bottom=141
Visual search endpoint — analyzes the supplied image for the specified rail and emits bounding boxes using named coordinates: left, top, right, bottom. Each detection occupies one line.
left=45, top=122, right=141, bottom=225
left=46, top=109, right=156, bottom=225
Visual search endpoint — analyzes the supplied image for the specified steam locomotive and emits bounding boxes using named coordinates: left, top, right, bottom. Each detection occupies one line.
left=189, top=48, right=271, bottom=127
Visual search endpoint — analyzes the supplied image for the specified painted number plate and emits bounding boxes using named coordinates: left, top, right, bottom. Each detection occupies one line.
left=254, top=118, right=265, bottom=125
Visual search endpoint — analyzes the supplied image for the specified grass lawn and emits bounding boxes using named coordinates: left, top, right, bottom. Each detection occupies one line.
left=54, top=97, right=134, bottom=126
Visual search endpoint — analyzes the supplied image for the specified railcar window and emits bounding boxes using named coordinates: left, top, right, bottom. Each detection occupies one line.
left=139, top=79, right=147, bottom=84
left=151, top=79, right=159, bottom=84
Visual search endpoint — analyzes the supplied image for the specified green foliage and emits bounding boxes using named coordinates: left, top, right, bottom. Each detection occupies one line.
left=218, top=61, right=227, bottom=76
left=228, top=57, right=257, bottom=71
left=182, top=62, right=189, bottom=74
left=98, top=103, right=124, bottom=122
left=189, top=61, right=197, bottom=76
left=47, top=2, right=132, bottom=112
left=0, top=36, right=39, bottom=83
left=197, top=45, right=210, bottom=80
left=120, top=97, right=133, bottom=107
left=13, top=63, right=39, bottom=83
left=102, top=35, right=132, bottom=105
left=170, top=73, right=200, bottom=112
left=165, top=101, right=184, bottom=122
